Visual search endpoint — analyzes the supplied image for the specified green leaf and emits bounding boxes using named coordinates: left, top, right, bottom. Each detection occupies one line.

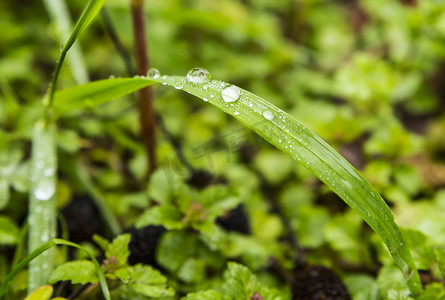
left=418, top=283, right=445, bottom=300
left=0, top=215, right=19, bottom=245
left=49, top=260, right=98, bottom=284
left=25, top=285, right=53, bottom=300
left=105, top=234, right=131, bottom=266
left=157, top=231, right=198, bottom=272
left=181, top=290, right=229, bottom=300
left=53, top=78, right=155, bottom=114
left=136, top=204, right=184, bottom=230
left=156, top=74, right=422, bottom=295
left=224, top=262, right=258, bottom=299
left=92, top=234, right=110, bottom=252
left=127, top=265, right=174, bottom=298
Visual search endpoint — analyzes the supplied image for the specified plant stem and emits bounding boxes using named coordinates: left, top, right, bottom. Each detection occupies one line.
left=41, top=0, right=89, bottom=85
left=28, top=121, right=57, bottom=292
left=130, top=0, right=157, bottom=176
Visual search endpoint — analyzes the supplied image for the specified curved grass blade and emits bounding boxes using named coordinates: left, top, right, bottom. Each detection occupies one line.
left=155, top=75, right=423, bottom=296
left=50, top=74, right=422, bottom=294
left=45, top=0, right=106, bottom=107
left=0, top=239, right=110, bottom=300
left=53, top=77, right=155, bottom=114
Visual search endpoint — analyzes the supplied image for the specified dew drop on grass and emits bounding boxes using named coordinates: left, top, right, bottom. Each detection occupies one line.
left=147, top=68, right=161, bottom=79
left=34, top=177, right=55, bottom=201
left=203, top=97, right=209, bottom=102
left=263, top=110, right=274, bottom=120
left=186, top=68, right=212, bottom=84
left=234, top=111, right=239, bottom=115
left=174, top=82, right=183, bottom=89
left=221, top=85, right=241, bottom=103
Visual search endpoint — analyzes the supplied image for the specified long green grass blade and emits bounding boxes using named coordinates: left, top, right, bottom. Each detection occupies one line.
left=51, top=74, right=422, bottom=295
left=0, top=239, right=110, bottom=300
left=156, top=75, right=423, bottom=296
left=41, top=0, right=89, bottom=84
left=53, top=77, right=155, bottom=114
left=28, top=121, right=57, bottom=292
left=45, top=0, right=105, bottom=107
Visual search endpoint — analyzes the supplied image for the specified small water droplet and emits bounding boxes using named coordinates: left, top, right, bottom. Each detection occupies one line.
left=161, top=75, right=167, bottom=80
left=60, top=44, right=65, bottom=51
left=43, top=167, right=55, bottom=177
left=203, top=97, right=209, bottom=102
left=221, top=85, right=241, bottom=103
left=34, top=178, right=55, bottom=201
left=278, top=139, right=282, bottom=143
left=162, top=82, right=167, bottom=85
left=248, top=103, right=253, bottom=107
left=210, top=94, right=215, bottom=98
left=186, top=68, right=212, bottom=84
left=174, top=82, right=183, bottom=89
left=263, top=111, right=274, bottom=120
left=234, top=111, right=239, bottom=115
left=146, top=68, right=161, bottom=79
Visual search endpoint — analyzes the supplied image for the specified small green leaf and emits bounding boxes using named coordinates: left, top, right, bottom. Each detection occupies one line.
left=92, top=234, right=110, bottom=252
left=418, top=283, right=445, bottom=300
left=49, top=260, right=98, bottom=284
left=105, top=234, right=131, bottom=266
left=25, top=285, right=53, bottom=300
left=136, top=205, right=184, bottom=230
left=224, top=262, right=258, bottom=299
left=181, top=290, right=229, bottom=300
left=128, top=265, right=175, bottom=298
left=0, top=216, right=19, bottom=245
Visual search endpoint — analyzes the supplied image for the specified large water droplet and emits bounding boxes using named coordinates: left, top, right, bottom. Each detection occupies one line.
left=34, top=178, right=55, bottom=201
left=263, top=111, right=274, bottom=120
left=147, top=68, right=161, bottom=79
left=186, top=68, right=212, bottom=84
left=221, top=85, right=240, bottom=103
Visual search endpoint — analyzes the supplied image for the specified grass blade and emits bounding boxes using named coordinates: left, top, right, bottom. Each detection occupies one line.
left=53, top=77, right=155, bottom=114
left=156, top=75, right=423, bottom=296
left=51, top=74, right=422, bottom=295
left=28, top=121, right=57, bottom=292
left=46, top=0, right=106, bottom=107
left=41, top=0, right=89, bottom=84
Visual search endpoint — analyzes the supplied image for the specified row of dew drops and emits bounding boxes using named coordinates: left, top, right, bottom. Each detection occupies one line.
left=146, top=67, right=275, bottom=121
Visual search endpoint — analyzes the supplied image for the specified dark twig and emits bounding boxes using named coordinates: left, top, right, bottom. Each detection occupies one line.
left=130, top=0, right=157, bottom=176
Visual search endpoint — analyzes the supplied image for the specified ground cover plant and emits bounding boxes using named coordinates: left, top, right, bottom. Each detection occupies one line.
left=1, top=0, right=445, bottom=299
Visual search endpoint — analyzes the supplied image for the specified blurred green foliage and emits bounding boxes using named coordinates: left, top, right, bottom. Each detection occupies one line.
left=2, top=0, right=445, bottom=299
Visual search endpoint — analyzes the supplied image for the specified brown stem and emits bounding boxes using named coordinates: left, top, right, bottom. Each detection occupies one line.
left=130, top=0, right=157, bottom=175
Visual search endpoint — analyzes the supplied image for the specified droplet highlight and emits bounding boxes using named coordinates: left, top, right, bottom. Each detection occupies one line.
left=186, top=68, right=212, bottom=84
left=147, top=68, right=161, bottom=79
left=221, top=85, right=241, bottom=103
left=263, top=111, right=274, bottom=121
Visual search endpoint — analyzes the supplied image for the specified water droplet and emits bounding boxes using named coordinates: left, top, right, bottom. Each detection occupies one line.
left=174, top=82, right=183, bottom=89
left=234, top=111, right=239, bottom=115
left=210, top=94, right=215, bottom=98
left=203, top=97, right=209, bottom=102
left=161, top=75, right=167, bottom=80
left=147, top=68, right=161, bottom=79
left=248, top=103, right=253, bottom=108
left=34, top=178, right=55, bottom=201
left=221, top=85, right=241, bottom=103
left=278, top=139, right=282, bottom=143
left=203, top=85, right=208, bottom=90
left=60, top=44, right=65, bottom=51
left=186, top=68, right=212, bottom=84
left=263, top=111, right=274, bottom=120
left=43, top=167, right=55, bottom=177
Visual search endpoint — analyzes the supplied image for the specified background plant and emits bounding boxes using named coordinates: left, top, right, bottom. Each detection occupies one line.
left=1, top=0, right=445, bottom=299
